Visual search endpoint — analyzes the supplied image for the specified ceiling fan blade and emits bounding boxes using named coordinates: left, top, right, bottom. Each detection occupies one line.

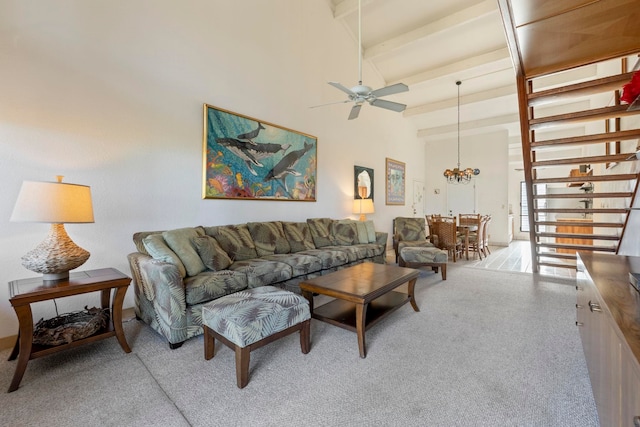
left=370, top=98, right=406, bottom=112
left=328, top=82, right=356, bottom=96
left=348, top=104, right=362, bottom=120
left=370, top=83, right=409, bottom=98
left=309, top=99, right=351, bottom=109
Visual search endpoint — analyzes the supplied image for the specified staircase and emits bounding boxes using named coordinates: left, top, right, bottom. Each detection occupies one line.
left=518, top=60, right=640, bottom=272
left=497, top=0, right=640, bottom=273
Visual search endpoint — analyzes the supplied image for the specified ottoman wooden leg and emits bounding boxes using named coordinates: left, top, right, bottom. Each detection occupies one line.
left=300, top=319, right=310, bottom=354
left=235, top=346, right=250, bottom=389
left=441, top=263, right=447, bottom=280
left=204, top=326, right=215, bottom=360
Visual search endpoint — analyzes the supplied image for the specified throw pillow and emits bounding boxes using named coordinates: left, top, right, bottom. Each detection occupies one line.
left=332, top=219, right=358, bottom=246
left=162, top=227, right=206, bottom=277
left=247, top=221, right=291, bottom=257
left=142, top=233, right=187, bottom=278
left=192, top=235, right=233, bottom=271
left=306, top=218, right=335, bottom=248
left=354, top=221, right=369, bottom=244
left=364, top=220, right=377, bottom=243
left=282, top=222, right=316, bottom=252
left=204, top=224, right=258, bottom=261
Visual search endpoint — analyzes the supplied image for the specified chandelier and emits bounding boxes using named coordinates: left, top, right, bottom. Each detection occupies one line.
left=443, top=81, right=480, bottom=184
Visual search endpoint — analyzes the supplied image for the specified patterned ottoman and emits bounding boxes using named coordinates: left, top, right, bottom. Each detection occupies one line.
left=202, top=286, right=311, bottom=388
left=399, top=246, right=448, bottom=280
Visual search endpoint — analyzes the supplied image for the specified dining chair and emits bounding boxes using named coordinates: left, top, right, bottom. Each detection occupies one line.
left=433, top=216, right=463, bottom=262
left=459, top=213, right=480, bottom=226
left=482, top=215, right=492, bottom=256
left=425, top=214, right=441, bottom=246
left=463, top=214, right=484, bottom=260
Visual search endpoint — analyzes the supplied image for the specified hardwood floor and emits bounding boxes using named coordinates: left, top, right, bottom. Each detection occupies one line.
left=464, top=240, right=576, bottom=279
left=389, top=240, right=576, bottom=279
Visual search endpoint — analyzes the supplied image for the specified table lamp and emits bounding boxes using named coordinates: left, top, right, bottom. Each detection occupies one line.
left=10, top=176, right=94, bottom=281
left=352, top=198, right=375, bottom=221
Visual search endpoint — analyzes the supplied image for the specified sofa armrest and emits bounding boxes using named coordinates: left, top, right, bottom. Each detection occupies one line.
left=375, top=231, right=388, bottom=249
left=128, top=252, right=188, bottom=344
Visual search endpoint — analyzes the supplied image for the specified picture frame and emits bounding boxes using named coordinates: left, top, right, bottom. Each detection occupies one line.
left=354, top=166, right=374, bottom=200
left=202, top=104, right=317, bottom=201
left=385, top=157, right=405, bottom=205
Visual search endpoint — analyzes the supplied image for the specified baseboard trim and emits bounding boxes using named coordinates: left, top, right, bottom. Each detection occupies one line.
left=0, top=335, right=15, bottom=351
left=0, top=307, right=138, bottom=351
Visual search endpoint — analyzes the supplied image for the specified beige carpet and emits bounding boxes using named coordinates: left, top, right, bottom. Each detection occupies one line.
left=0, top=264, right=599, bottom=426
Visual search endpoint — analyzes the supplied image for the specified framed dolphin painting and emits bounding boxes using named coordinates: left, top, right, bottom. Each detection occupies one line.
left=202, top=104, right=317, bottom=201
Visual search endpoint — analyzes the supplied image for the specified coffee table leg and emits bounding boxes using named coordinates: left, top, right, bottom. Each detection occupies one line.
left=408, top=278, right=420, bottom=312
left=356, top=303, right=368, bottom=358
left=301, top=290, right=314, bottom=313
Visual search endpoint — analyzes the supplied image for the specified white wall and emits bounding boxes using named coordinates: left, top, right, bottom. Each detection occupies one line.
left=0, top=1, right=424, bottom=339
left=424, top=129, right=510, bottom=245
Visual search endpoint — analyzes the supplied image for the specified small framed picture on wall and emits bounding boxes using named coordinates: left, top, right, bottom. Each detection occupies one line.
left=385, top=157, right=405, bottom=205
left=354, top=165, right=373, bottom=200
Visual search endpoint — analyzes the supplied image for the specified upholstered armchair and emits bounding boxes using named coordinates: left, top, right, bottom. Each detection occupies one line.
left=392, top=217, right=437, bottom=263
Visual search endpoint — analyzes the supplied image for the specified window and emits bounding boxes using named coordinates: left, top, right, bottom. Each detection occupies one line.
left=520, top=182, right=547, bottom=232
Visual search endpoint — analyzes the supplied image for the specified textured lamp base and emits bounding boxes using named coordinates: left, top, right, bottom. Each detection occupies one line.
left=21, top=223, right=90, bottom=280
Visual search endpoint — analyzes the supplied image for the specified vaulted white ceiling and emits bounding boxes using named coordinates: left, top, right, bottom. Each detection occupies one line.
left=327, top=0, right=520, bottom=144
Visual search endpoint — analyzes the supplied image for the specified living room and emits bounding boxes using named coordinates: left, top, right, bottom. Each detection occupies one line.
left=1, top=1, right=639, bottom=425
left=0, top=0, right=517, bottom=343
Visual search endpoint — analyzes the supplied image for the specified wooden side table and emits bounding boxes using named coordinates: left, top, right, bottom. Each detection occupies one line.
left=6, top=268, right=132, bottom=392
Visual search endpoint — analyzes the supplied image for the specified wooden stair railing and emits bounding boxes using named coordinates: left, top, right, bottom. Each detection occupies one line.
left=517, top=59, right=640, bottom=272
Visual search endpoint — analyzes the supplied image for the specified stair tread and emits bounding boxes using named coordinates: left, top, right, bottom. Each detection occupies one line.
left=528, top=72, right=634, bottom=107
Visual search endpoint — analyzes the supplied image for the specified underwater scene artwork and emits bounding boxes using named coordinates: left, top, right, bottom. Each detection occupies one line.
left=203, top=104, right=317, bottom=201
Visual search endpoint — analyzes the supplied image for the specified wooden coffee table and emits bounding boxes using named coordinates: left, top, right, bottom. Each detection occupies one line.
left=299, top=262, right=420, bottom=358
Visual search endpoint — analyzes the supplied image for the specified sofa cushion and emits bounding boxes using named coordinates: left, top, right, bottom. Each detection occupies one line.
left=364, top=220, right=377, bottom=243
left=262, top=253, right=323, bottom=276
left=192, top=235, right=233, bottom=271
left=247, top=221, right=291, bottom=257
left=205, top=224, right=258, bottom=261
left=282, top=221, right=316, bottom=252
left=162, top=227, right=207, bottom=277
left=227, top=258, right=292, bottom=288
left=332, top=219, right=358, bottom=246
left=324, top=245, right=359, bottom=263
left=184, top=270, right=248, bottom=306
left=142, top=233, right=187, bottom=278
left=297, top=248, right=349, bottom=269
left=306, top=218, right=335, bottom=248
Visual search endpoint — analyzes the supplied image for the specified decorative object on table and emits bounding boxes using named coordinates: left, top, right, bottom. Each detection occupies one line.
left=385, top=157, right=405, bottom=205
left=443, top=81, right=480, bottom=184
left=33, top=306, right=109, bottom=346
left=10, top=176, right=94, bottom=281
left=203, top=104, right=317, bottom=201
left=309, top=0, right=408, bottom=120
left=621, top=70, right=640, bottom=111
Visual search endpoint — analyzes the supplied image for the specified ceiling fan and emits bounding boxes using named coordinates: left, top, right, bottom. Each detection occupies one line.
left=311, top=0, right=409, bottom=120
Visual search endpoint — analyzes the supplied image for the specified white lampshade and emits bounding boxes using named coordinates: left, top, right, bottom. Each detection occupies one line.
left=352, top=198, right=375, bottom=221
left=11, top=179, right=94, bottom=223
left=11, top=176, right=94, bottom=281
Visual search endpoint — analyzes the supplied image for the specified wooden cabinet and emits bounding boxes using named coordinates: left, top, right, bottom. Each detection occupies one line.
left=557, top=218, right=593, bottom=254
left=576, top=253, right=640, bottom=426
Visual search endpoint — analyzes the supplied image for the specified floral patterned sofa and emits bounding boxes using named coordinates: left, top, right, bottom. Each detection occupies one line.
left=127, top=218, right=387, bottom=348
